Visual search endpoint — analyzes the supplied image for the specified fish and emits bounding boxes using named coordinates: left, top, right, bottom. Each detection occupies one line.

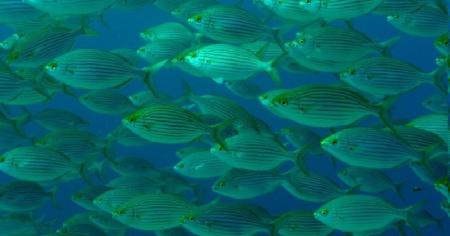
left=140, top=22, right=194, bottom=44
left=210, top=132, right=308, bottom=172
left=106, top=156, right=159, bottom=177
left=272, top=210, right=333, bottom=236
left=45, top=49, right=149, bottom=90
left=212, top=168, right=284, bottom=199
left=291, top=26, right=398, bottom=62
left=23, top=0, right=118, bottom=16
left=174, top=150, right=230, bottom=178
left=338, top=166, right=405, bottom=200
left=137, top=40, right=190, bottom=65
left=260, top=84, right=396, bottom=129
left=33, top=108, right=89, bottom=131
left=0, top=146, right=79, bottom=182
left=340, top=57, right=446, bottom=96
left=182, top=203, right=273, bottom=236
left=372, top=0, right=430, bottom=15
left=71, top=185, right=110, bottom=211
left=314, top=194, right=423, bottom=233
left=88, top=211, right=127, bottom=231
left=107, top=124, right=151, bottom=147
left=298, top=0, right=383, bottom=21
left=387, top=5, right=448, bottom=37
left=112, top=193, right=196, bottom=230
left=122, top=103, right=227, bottom=144
left=79, top=89, right=136, bottom=115
left=171, top=0, right=218, bottom=20
left=254, top=0, right=320, bottom=24
left=407, top=113, right=448, bottom=145
left=187, top=5, right=272, bottom=44
left=224, top=80, right=263, bottom=99
left=422, top=93, right=449, bottom=113
left=181, top=43, right=280, bottom=84
left=281, top=168, right=348, bottom=203
left=0, top=181, right=54, bottom=212
left=321, top=127, right=422, bottom=169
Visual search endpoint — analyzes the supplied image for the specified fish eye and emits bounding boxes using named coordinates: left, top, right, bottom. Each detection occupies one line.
left=331, top=139, right=338, bottom=145
left=217, top=181, right=226, bottom=188
left=177, top=163, right=185, bottom=169
left=320, top=208, right=329, bottom=216
left=217, top=145, right=225, bottom=151
left=280, top=99, right=288, bottom=106
left=304, top=0, right=312, bottom=4
left=189, top=52, right=198, bottom=58
left=349, top=69, right=356, bottom=75
left=47, top=62, right=58, bottom=71
left=297, top=38, right=305, bottom=44
left=115, top=208, right=126, bottom=215
left=194, top=15, right=203, bottom=22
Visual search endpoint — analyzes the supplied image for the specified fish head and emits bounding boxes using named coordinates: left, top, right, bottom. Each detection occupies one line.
left=320, top=133, right=340, bottom=151
left=258, top=92, right=274, bottom=107
left=293, top=32, right=315, bottom=54
left=187, top=13, right=205, bottom=29
left=386, top=14, right=405, bottom=26
left=212, top=179, right=227, bottom=192
left=339, top=66, right=367, bottom=83
left=210, top=143, right=226, bottom=154
left=173, top=161, right=187, bottom=172
left=183, top=50, right=202, bottom=68
left=271, top=94, right=290, bottom=108
left=0, top=155, right=5, bottom=163
left=136, top=46, right=150, bottom=58
left=298, top=0, right=321, bottom=13
left=313, top=206, right=331, bottom=223
left=140, top=30, right=155, bottom=41
left=179, top=213, right=197, bottom=224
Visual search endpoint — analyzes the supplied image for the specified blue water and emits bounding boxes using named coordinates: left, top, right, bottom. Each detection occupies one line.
left=0, top=1, right=448, bottom=236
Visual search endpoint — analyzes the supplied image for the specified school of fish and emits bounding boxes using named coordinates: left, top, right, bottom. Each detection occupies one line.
left=0, top=0, right=448, bottom=235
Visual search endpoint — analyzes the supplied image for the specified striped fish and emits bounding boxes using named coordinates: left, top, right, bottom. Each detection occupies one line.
left=0, top=68, right=34, bottom=102
left=0, top=146, right=78, bottom=182
left=34, top=109, right=88, bottom=131
left=187, top=5, right=270, bottom=44
left=140, top=22, right=194, bottom=44
left=71, top=185, right=110, bottom=211
left=45, top=49, right=146, bottom=90
left=284, top=41, right=354, bottom=72
left=137, top=40, right=189, bottom=65
left=88, top=212, right=127, bottom=231
left=93, top=188, right=154, bottom=213
left=314, top=194, right=422, bottom=232
left=183, top=204, right=272, bottom=236
left=422, top=93, right=448, bottom=114
left=273, top=210, right=333, bottom=236
left=264, top=84, right=391, bottom=128
left=107, top=156, right=158, bottom=177
left=282, top=168, right=346, bottom=203
left=340, top=57, right=445, bottom=96
left=23, top=0, right=118, bottom=16
left=174, top=150, right=230, bottom=178
left=122, top=104, right=213, bottom=144
left=373, top=0, right=429, bottom=15
left=106, top=176, right=163, bottom=191
left=171, top=0, right=217, bottom=20
left=298, top=0, right=383, bottom=21
left=0, top=215, right=39, bottom=236
left=211, top=132, right=307, bottom=171
left=107, top=124, right=150, bottom=147
left=35, top=129, right=101, bottom=164
left=387, top=5, right=448, bottom=37
left=338, top=167, right=404, bottom=199
left=112, top=193, right=195, bottom=230
left=292, top=26, right=398, bottom=62
left=321, top=127, right=422, bottom=169
left=385, top=126, right=447, bottom=156
left=241, top=40, right=284, bottom=62
left=0, top=122, right=30, bottom=151
left=6, top=27, right=88, bottom=68
left=183, top=44, right=279, bottom=83
left=407, top=114, right=448, bottom=145
left=212, top=168, right=284, bottom=199
left=79, top=89, right=136, bottom=115
left=255, top=0, right=320, bottom=24
left=0, top=181, right=52, bottom=212
left=0, top=0, right=44, bottom=24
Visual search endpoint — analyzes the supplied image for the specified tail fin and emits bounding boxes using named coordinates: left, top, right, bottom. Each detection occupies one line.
left=428, top=67, right=447, bottom=94
left=405, top=201, right=426, bottom=236
left=293, top=146, right=310, bottom=176
left=379, top=36, right=401, bottom=56
left=394, top=181, right=407, bottom=202
left=375, top=95, right=400, bottom=136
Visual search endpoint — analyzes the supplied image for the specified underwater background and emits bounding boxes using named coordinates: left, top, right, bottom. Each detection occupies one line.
left=0, top=0, right=448, bottom=235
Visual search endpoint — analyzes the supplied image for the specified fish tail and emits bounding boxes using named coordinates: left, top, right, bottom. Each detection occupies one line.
left=375, top=95, right=399, bottom=136
left=210, top=118, right=237, bottom=148
left=394, top=181, right=407, bottom=202
left=47, top=185, right=61, bottom=208
left=379, top=35, right=401, bottom=57
left=429, top=67, right=447, bottom=94
left=404, top=200, right=426, bottom=236
left=294, top=146, right=310, bottom=176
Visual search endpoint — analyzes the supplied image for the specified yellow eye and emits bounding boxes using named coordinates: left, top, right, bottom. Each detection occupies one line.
left=47, top=62, right=58, bottom=71
left=194, top=15, right=202, bottom=22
